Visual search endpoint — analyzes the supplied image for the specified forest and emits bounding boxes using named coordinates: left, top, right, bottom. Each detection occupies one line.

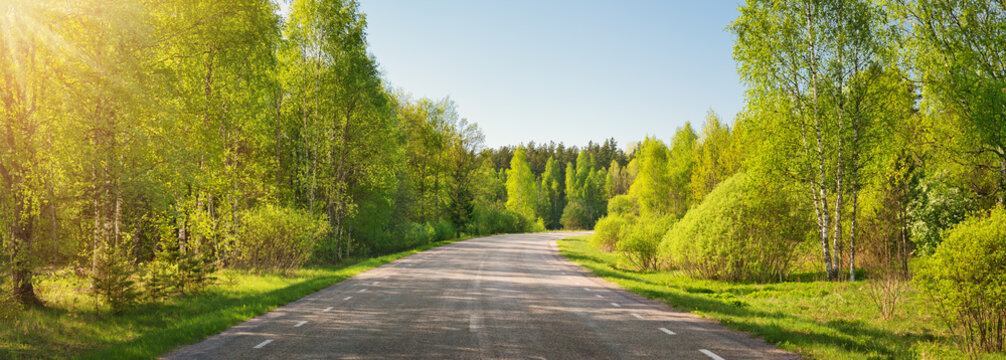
left=1, top=0, right=1004, bottom=358
left=0, top=0, right=628, bottom=315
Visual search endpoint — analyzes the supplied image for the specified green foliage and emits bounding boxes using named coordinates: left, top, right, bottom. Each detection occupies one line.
left=915, top=206, right=1006, bottom=354
left=391, top=220, right=458, bottom=252
left=92, top=247, right=140, bottom=314
left=732, top=0, right=905, bottom=281
left=617, top=216, right=676, bottom=271
left=690, top=111, right=739, bottom=205
left=629, top=137, right=671, bottom=217
left=140, top=251, right=216, bottom=300
left=908, top=173, right=975, bottom=256
left=466, top=204, right=541, bottom=235
left=472, top=159, right=507, bottom=210
left=606, top=194, right=639, bottom=216
left=2, top=237, right=466, bottom=360
left=667, top=124, right=698, bottom=215
left=560, top=201, right=593, bottom=230
left=592, top=214, right=634, bottom=252
left=900, top=0, right=1006, bottom=204
left=559, top=235, right=977, bottom=360
left=233, top=205, right=329, bottom=272
left=661, top=173, right=813, bottom=282
left=538, top=156, right=565, bottom=229
left=505, top=147, right=538, bottom=220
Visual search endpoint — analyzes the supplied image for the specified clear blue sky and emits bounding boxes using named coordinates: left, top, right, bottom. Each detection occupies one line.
left=310, top=1, right=746, bottom=149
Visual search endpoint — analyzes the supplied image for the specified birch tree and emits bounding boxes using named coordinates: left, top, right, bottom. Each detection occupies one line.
left=732, top=0, right=897, bottom=280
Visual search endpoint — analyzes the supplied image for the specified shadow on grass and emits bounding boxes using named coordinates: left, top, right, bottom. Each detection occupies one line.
left=5, top=237, right=471, bottom=360
left=558, top=236, right=933, bottom=359
left=80, top=269, right=358, bottom=359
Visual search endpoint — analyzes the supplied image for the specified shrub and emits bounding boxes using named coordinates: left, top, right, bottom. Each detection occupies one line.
left=92, top=246, right=140, bottom=313
left=233, top=205, right=329, bottom=272
left=607, top=195, right=639, bottom=216
left=907, top=173, right=975, bottom=255
left=560, top=201, right=593, bottom=230
left=592, top=214, right=634, bottom=252
left=660, top=172, right=812, bottom=282
left=432, top=220, right=457, bottom=242
left=617, top=216, right=676, bottom=270
left=465, top=204, right=537, bottom=235
left=915, top=206, right=1006, bottom=354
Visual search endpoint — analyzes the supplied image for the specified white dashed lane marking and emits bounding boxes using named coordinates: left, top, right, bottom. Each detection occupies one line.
left=700, top=349, right=725, bottom=360
left=610, top=302, right=621, bottom=308
left=294, top=321, right=307, bottom=328
left=253, top=340, right=273, bottom=349
left=631, top=313, right=643, bottom=319
left=595, top=294, right=603, bottom=298
left=322, top=307, right=332, bottom=312
left=359, top=288, right=368, bottom=293
left=659, top=327, right=676, bottom=335
left=343, top=296, right=352, bottom=301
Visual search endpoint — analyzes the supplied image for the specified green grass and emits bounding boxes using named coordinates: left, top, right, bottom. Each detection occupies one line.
left=0, top=237, right=469, bottom=360
left=558, top=235, right=1006, bottom=360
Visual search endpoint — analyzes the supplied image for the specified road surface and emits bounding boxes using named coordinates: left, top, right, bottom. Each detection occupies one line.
left=164, top=233, right=798, bottom=360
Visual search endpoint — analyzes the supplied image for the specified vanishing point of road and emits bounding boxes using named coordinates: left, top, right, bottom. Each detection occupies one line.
left=164, top=233, right=798, bottom=360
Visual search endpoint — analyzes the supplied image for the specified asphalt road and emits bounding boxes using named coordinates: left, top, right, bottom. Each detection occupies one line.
left=164, top=233, right=798, bottom=360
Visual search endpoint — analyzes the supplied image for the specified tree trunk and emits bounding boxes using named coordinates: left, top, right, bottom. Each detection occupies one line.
left=92, top=197, right=100, bottom=277
left=805, top=2, right=836, bottom=281
left=275, top=89, right=283, bottom=200
left=178, top=202, right=187, bottom=254
left=849, top=170, right=859, bottom=281
left=12, top=214, right=42, bottom=306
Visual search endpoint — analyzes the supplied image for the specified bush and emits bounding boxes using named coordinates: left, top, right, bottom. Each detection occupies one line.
left=560, top=201, right=593, bottom=230
left=617, top=216, right=676, bottom=270
left=915, top=206, right=1006, bottom=354
left=432, top=220, right=457, bottom=242
left=389, top=219, right=459, bottom=254
left=465, top=204, right=538, bottom=235
left=907, top=173, right=975, bottom=255
left=592, top=214, right=634, bottom=252
left=607, top=195, right=639, bottom=216
left=233, top=205, right=329, bottom=272
left=141, top=250, right=215, bottom=300
left=92, top=246, right=140, bottom=313
left=660, top=172, right=812, bottom=282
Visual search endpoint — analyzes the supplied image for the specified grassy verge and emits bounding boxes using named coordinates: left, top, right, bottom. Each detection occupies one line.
left=0, top=237, right=470, bottom=360
left=558, top=235, right=1005, bottom=360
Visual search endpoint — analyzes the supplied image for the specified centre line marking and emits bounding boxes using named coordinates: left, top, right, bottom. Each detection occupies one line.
left=468, top=314, right=481, bottom=333
left=659, top=327, right=676, bottom=335
left=595, top=294, right=603, bottom=298
left=323, top=307, right=333, bottom=312
left=631, top=313, right=643, bottom=319
left=584, top=287, right=591, bottom=292
left=294, top=321, right=307, bottom=328
left=253, top=339, right=273, bottom=349
left=343, top=296, right=352, bottom=301
left=699, top=349, right=725, bottom=360
left=359, top=288, right=368, bottom=293
left=610, top=302, right=621, bottom=308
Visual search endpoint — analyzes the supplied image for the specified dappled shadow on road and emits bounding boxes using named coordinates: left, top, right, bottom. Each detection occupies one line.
left=166, top=233, right=838, bottom=359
